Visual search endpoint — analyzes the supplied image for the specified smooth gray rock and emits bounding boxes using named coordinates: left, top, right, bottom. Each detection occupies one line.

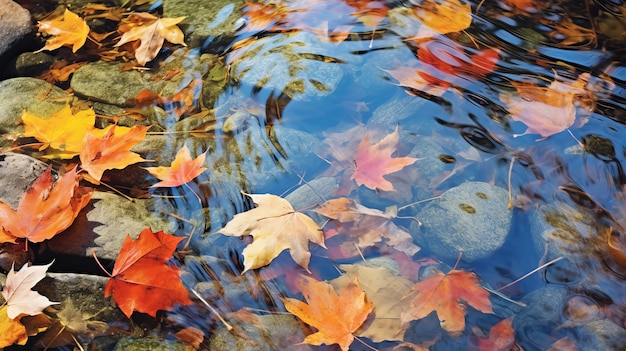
left=14, top=51, right=56, bottom=77
left=0, top=77, right=69, bottom=138
left=413, top=181, right=512, bottom=261
left=114, top=336, right=187, bottom=351
left=0, top=152, right=48, bottom=209
left=0, top=0, right=32, bottom=59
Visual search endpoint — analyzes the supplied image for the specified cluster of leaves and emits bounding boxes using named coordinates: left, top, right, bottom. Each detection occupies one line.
left=35, top=6, right=186, bottom=70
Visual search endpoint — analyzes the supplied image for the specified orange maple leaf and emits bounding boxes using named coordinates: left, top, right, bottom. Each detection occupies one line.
left=401, top=269, right=493, bottom=336
left=475, top=319, right=517, bottom=351
left=79, top=125, right=149, bottom=182
left=352, top=126, right=419, bottom=192
left=102, top=228, right=192, bottom=318
left=282, top=276, right=373, bottom=351
left=115, top=12, right=186, bottom=66
left=144, top=145, right=207, bottom=187
left=0, top=167, right=93, bottom=244
left=36, top=9, right=90, bottom=53
left=342, top=0, right=388, bottom=27
left=410, top=0, right=471, bottom=37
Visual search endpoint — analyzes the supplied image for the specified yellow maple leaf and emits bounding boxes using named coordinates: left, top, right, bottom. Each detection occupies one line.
left=218, top=193, right=325, bottom=272
left=115, top=12, right=186, bottom=66
left=413, top=0, right=472, bottom=36
left=36, top=9, right=90, bottom=53
left=21, top=105, right=132, bottom=159
left=0, top=306, right=28, bottom=347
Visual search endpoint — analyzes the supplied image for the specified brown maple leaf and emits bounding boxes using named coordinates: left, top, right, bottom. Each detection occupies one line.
left=115, top=12, right=186, bottom=66
left=0, top=167, right=92, bottom=244
left=218, top=193, right=325, bottom=272
left=79, top=125, right=148, bottom=182
left=36, top=9, right=90, bottom=53
left=315, top=197, right=420, bottom=258
left=401, top=269, right=493, bottom=336
left=282, top=275, right=373, bottom=351
left=100, top=228, right=192, bottom=318
left=144, top=145, right=207, bottom=187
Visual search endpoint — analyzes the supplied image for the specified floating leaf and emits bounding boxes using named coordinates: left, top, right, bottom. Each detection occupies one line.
left=283, top=276, right=373, bottom=351
left=218, top=193, right=325, bottom=272
left=145, top=145, right=207, bottom=187
left=1, top=262, right=56, bottom=319
left=36, top=9, right=90, bottom=53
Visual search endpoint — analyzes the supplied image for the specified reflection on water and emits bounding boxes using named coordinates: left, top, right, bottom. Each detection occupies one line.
left=6, top=0, right=626, bottom=349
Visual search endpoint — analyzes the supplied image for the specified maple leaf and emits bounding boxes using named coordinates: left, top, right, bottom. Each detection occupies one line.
left=0, top=306, right=28, bottom=347
left=501, top=74, right=593, bottom=137
left=342, top=0, right=388, bottom=27
left=382, top=66, right=448, bottom=97
left=115, top=12, right=187, bottom=66
left=282, top=275, right=373, bottom=351
left=0, top=167, right=93, bottom=244
left=240, top=1, right=288, bottom=32
left=21, top=104, right=96, bottom=159
left=79, top=125, right=149, bottom=182
left=475, top=319, right=516, bottom=351
left=331, top=264, right=414, bottom=342
left=144, top=145, right=207, bottom=187
left=103, top=228, right=193, bottom=318
left=36, top=9, right=90, bottom=53
left=315, top=197, right=420, bottom=258
left=1, top=262, right=56, bottom=319
left=352, top=126, right=419, bottom=191
left=409, top=0, right=471, bottom=37
left=218, top=193, right=325, bottom=272
left=401, top=269, right=493, bottom=336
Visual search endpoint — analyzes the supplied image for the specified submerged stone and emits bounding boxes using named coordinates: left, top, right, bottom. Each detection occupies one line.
left=413, top=181, right=512, bottom=261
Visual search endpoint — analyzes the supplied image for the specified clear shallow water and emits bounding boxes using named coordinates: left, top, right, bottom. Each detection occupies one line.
left=8, top=0, right=626, bottom=349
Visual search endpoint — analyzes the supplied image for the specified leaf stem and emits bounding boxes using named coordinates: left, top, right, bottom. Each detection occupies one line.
left=91, top=249, right=113, bottom=277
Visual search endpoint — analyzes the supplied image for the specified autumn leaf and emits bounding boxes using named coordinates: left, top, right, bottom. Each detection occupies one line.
left=410, top=0, right=472, bottom=37
left=331, top=264, right=414, bottom=342
left=79, top=124, right=149, bottom=182
left=0, top=307, right=50, bottom=348
left=501, top=74, right=593, bottom=137
left=102, top=228, right=192, bottom=318
left=0, top=167, right=92, bottom=244
left=315, top=197, right=420, bottom=258
left=382, top=66, right=448, bottom=97
left=36, top=9, right=90, bottom=53
left=116, top=12, right=187, bottom=65
left=240, top=1, right=288, bottom=32
left=144, top=145, right=207, bottom=187
left=282, top=276, right=373, bottom=351
left=475, top=319, right=517, bottom=351
left=401, top=269, right=493, bottom=336
left=1, top=262, right=56, bottom=319
left=352, top=126, right=419, bottom=191
left=342, top=0, right=388, bottom=27
left=218, top=193, right=325, bottom=272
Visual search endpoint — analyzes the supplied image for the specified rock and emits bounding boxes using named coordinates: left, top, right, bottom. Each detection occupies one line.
left=0, top=0, right=33, bottom=61
left=0, top=152, right=49, bottom=209
left=230, top=31, right=348, bottom=100
left=13, top=51, right=56, bottom=77
left=208, top=314, right=315, bottom=351
left=0, top=77, right=69, bottom=141
left=576, top=318, right=626, bottom=351
left=113, top=336, right=188, bottom=351
left=413, top=181, right=512, bottom=262
left=285, top=176, right=339, bottom=211
left=163, top=0, right=245, bottom=48
left=70, top=52, right=217, bottom=108
left=45, top=192, right=178, bottom=260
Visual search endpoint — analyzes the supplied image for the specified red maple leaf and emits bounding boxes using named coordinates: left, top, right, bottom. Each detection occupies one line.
left=101, top=228, right=192, bottom=317
left=144, top=145, right=207, bottom=187
left=0, top=166, right=92, bottom=244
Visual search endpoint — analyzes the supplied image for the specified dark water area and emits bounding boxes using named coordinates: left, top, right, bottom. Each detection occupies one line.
left=2, top=0, right=626, bottom=350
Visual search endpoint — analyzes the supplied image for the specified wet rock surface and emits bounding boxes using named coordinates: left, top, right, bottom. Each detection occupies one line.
left=412, top=181, right=512, bottom=262
left=0, top=0, right=33, bottom=61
